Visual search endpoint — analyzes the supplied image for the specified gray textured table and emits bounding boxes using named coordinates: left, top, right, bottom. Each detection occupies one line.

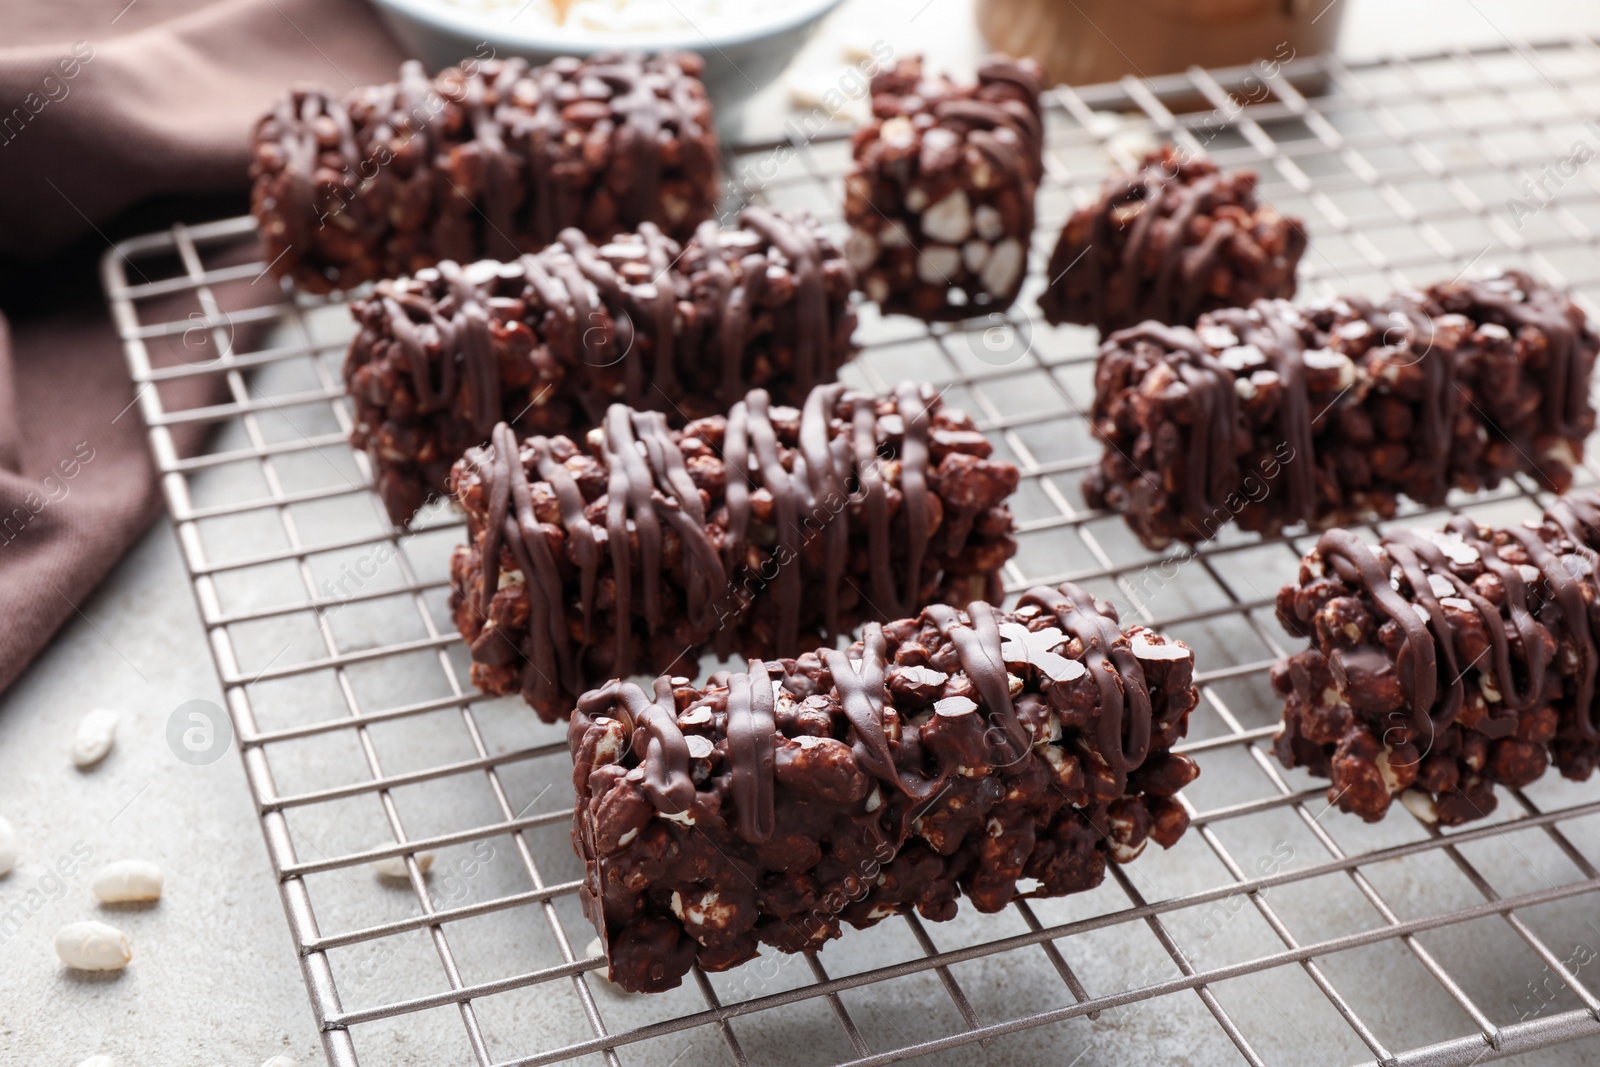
left=7, top=1, right=1600, bottom=1064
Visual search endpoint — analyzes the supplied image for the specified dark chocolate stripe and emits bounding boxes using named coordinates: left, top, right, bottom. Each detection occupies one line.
left=824, top=626, right=945, bottom=800
left=500, top=55, right=704, bottom=248
left=580, top=677, right=695, bottom=815
left=1018, top=583, right=1153, bottom=786
left=1106, top=321, right=1239, bottom=526
left=926, top=601, right=1028, bottom=761
left=474, top=379, right=941, bottom=703
left=1318, top=528, right=1441, bottom=736
left=726, top=658, right=778, bottom=842
left=741, top=207, right=827, bottom=392
left=615, top=583, right=1180, bottom=839
left=1322, top=504, right=1600, bottom=744
left=801, top=384, right=850, bottom=642
left=1545, top=497, right=1600, bottom=740
left=1254, top=301, right=1316, bottom=521
left=1394, top=527, right=1538, bottom=722
left=462, top=62, right=521, bottom=261
left=854, top=400, right=896, bottom=617
left=380, top=209, right=839, bottom=456
left=725, top=388, right=802, bottom=655
left=1506, top=522, right=1596, bottom=738
left=531, top=435, right=602, bottom=649
left=1463, top=269, right=1584, bottom=436
left=1157, top=290, right=1483, bottom=533
left=895, top=383, right=934, bottom=618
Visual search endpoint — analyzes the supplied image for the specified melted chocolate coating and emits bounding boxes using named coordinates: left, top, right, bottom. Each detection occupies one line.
left=568, top=585, right=1201, bottom=992
left=1439, top=269, right=1592, bottom=438
left=725, top=658, right=778, bottom=842
left=844, top=54, right=1044, bottom=321
left=1041, top=145, right=1307, bottom=334
left=346, top=209, right=858, bottom=527
left=251, top=53, right=720, bottom=293
left=451, top=382, right=1022, bottom=720
left=1085, top=271, right=1600, bottom=549
left=1275, top=493, right=1600, bottom=826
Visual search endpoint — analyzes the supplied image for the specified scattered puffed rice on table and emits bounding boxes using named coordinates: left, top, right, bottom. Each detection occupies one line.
left=55, top=920, right=132, bottom=971
left=371, top=849, right=432, bottom=880
left=92, top=860, right=163, bottom=903
left=72, top=708, right=120, bottom=769
left=0, top=813, right=17, bottom=876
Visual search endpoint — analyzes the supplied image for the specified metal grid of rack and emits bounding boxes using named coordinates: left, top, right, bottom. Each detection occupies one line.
left=101, top=38, right=1600, bottom=1067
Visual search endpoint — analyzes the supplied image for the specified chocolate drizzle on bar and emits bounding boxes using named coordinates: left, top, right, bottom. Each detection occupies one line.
left=576, top=676, right=696, bottom=814
left=462, top=60, right=524, bottom=260
left=1110, top=320, right=1242, bottom=528
left=370, top=210, right=839, bottom=480
left=1095, top=164, right=1227, bottom=329
left=824, top=626, right=946, bottom=801
left=725, top=658, right=778, bottom=842
left=741, top=207, right=830, bottom=393
left=938, top=57, right=1045, bottom=186
left=381, top=261, right=504, bottom=436
left=1041, top=145, right=1307, bottom=334
left=1088, top=271, right=1597, bottom=549
left=569, top=585, right=1199, bottom=993
left=1018, top=583, right=1154, bottom=790
left=1314, top=505, right=1600, bottom=744
left=473, top=383, right=943, bottom=706
left=926, top=601, right=1027, bottom=761
left=272, top=84, right=356, bottom=258
left=252, top=53, right=720, bottom=293
left=475, top=406, right=726, bottom=708
left=1540, top=496, right=1600, bottom=738
left=691, top=209, right=838, bottom=404
left=1207, top=302, right=1317, bottom=521
left=1451, top=269, right=1587, bottom=437
left=1275, top=495, right=1600, bottom=827
left=556, top=225, right=679, bottom=407
left=594, top=588, right=1184, bottom=838
left=723, top=384, right=935, bottom=656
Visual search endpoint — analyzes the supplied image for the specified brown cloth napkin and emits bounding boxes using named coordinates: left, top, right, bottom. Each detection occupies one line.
left=0, top=0, right=405, bottom=693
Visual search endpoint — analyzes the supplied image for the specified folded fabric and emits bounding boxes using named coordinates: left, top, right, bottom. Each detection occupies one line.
left=0, top=0, right=403, bottom=692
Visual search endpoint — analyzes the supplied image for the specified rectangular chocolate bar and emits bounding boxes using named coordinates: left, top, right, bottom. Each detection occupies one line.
left=344, top=209, right=856, bottom=526
left=570, top=584, right=1200, bottom=992
left=1040, top=145, right=1307, bottom=334
left=1084, top=270, right=1597, bottom=549
left=251, top=53, right=720, bottom=293
left=1274, top=494, right=1600, bottom=825
left=844, top=55, right=1044, bottom=321
left=449, top=382, right=1020, bottom=722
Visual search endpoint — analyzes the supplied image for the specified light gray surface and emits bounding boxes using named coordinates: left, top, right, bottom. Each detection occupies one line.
left=0, top=522, right=314, bottom=1064
left=9, top=1, right=1600, bottom=1065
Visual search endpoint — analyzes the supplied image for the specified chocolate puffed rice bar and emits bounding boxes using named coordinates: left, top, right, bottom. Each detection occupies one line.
left=1040, top=145, right=1307, bottom=334
left=251, top=53, right=720, bottom=293
left=844, top=55, right=1044, bottom=321
left=345, top=208, right=856, bottom=526
left=570, top=583, right=1200, bottom=992
left=1083, top=270, right=1597, bottom=550
left=450, top=381, right=1020, bottom=722
left=1274, top=494, right=1600, bottom=825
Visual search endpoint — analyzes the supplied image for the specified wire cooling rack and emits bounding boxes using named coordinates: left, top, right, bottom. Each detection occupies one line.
left=101, top=37, right=1600, bottom=1067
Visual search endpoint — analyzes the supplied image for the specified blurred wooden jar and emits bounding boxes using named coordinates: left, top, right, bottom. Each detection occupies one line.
left=975, top=0, right=1344, bottom=86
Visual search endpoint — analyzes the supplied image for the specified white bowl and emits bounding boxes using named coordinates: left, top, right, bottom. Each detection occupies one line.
left=368, top=0, right=848, bottom=113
